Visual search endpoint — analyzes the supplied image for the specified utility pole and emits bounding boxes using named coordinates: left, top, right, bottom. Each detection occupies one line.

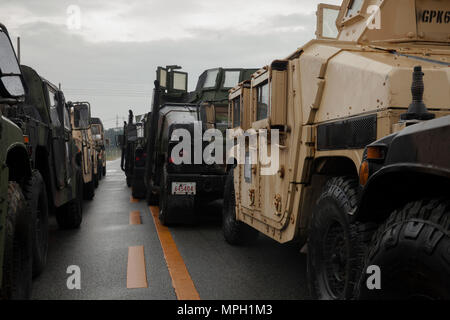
left=116, top=114, right=119, bottom=129
left=17, top=37, right=21, bottom=64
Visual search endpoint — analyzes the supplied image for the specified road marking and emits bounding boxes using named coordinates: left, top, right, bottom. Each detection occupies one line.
left=130, top=196, right=140, bottom=203
left=127, top=246, right=148, bottom=289
left=130, top=211, right=141, bottom=225
left=149, top=206, right=200, bottom=300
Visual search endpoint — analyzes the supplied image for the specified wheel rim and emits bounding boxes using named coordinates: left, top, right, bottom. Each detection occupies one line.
left=322, top=220, right=348, bottom=298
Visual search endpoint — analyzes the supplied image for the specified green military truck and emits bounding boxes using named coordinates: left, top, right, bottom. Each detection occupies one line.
left=0, top=23, right=33, bottom=300
left=144, top=65, right=257, bottom=224
left=1, top=24, right=83, bottom=299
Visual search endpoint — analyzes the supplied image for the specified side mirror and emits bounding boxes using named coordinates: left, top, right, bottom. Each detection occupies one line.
left=0, top=29, right=25, bottom=99
left=72, top=102, right=91, bottom=130
left=316, top=4, right=340, bottom=39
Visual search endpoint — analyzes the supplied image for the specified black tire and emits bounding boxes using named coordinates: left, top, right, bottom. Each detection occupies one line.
left=83, top=171, right=95, bottom=201
left=222, top=170, right=259, bottom=246
left=132, top=179, right=145, bottom=199
left=146, top=184, right=159, bottom=206
left=158, top=166, right=170, bottom=226
left=98, top=161, right=102, bottom=181
left=103, top=166, right=106, bottom=177
left=1, top=182, right=33, bottom=300
left=307, top=176, right=368, bottom=300
left=357, top=198, right=450, bottom=300
left=93, top=164, right=99, bottom=188
left=56, top=170, right=83, bottom=230
left=23, top=171, right=49, bottom=278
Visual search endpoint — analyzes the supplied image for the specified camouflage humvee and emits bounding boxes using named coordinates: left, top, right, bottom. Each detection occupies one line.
left=225, top=0, right=450, bottom=299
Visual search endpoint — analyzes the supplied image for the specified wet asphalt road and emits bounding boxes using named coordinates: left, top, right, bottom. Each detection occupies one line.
left=31, top=159, right=309, bottom=300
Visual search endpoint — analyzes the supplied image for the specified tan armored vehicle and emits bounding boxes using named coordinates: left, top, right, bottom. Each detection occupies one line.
left=91, top=117, right=107, bottom=178
left=225, top=0, right=450, bottom=299
left=70, top=102, right=96, bottom=200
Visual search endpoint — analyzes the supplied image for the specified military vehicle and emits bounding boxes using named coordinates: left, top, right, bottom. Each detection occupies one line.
left=0, top=23, right=34, bottom=300
left=224, top=0, right=450, bottom=300
left=354, top=78, right=450, bottom=299
left=131, top=116, right=148, bottom=199
left=70, top=102, right=96, bottom=200
left=144, top=66, right=257, bottom=224
left=91, top=117, right=107, bottom=178
left=1, top=24, right=83, bottom=299
left=121, top=110, right=138, bottom=187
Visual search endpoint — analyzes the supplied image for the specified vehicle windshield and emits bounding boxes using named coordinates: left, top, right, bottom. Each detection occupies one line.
left=223, top=71, right=240, bottom=88
left=136, top=124, right=144, bottom=138
left=91, top=125, right=100, bottom=135
left=203, top=69, right=219, bottom=88
left=74, top=105, right=90, bottom=128
left=0, top=31, right=21, bottom=75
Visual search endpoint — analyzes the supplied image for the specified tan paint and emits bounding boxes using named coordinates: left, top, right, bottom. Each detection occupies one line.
left=229, top=0, right=450, bottom=244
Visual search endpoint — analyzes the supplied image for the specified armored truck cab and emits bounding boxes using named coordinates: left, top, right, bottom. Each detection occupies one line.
left=189, top=68, right=258, bottom=131
left=70, top=102, right=96, bottom=200
left=225, top=0, right=450, bottom=300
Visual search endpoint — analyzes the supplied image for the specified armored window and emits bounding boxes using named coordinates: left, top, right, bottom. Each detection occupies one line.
left=345, top=0, right=364, bottom=18
left=256, top=82, right=270, bottom=121
left=91, top=125, right=100, bottom=135
left=63, top=106, right=71, bottom=131
left=232, top=97, right=241, bottom=128
left=203, top=69, right=219, bottom=88
left=136, top=124, right=144, bottom=138
left=224, top=71, right=241, bottom=88
left=0, top=32, right=20, bottom=74
left=322, top=8, right=339, bottom=38
left=47, top=86, right=61, bottom=127
left=173, top=72, right=187, bottom=91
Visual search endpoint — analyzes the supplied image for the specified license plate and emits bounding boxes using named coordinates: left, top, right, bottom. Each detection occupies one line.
left=172, top=182, right=196, bottom=195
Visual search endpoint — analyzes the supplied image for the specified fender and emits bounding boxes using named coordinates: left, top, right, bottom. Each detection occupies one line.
left=356, top=163, right=450, bottom=222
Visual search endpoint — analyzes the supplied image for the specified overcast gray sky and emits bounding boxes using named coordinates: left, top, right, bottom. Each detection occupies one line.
left=2, top=0, right=341, bottom=129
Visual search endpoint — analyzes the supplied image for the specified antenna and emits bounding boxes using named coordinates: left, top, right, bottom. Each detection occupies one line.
left=17, top=37, right=21, bottom=64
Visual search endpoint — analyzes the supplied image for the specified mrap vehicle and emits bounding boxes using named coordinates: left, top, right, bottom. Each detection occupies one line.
left=225, top=0, right=450, bottom=300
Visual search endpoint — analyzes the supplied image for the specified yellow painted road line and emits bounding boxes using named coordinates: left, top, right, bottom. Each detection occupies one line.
left=127, top=246, right=148, bottom=289
left=130, top=211, right=142, bottom=225
left=149, top=206, right=200, bottom=300
left=130, top=196, right=140, bottom=203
